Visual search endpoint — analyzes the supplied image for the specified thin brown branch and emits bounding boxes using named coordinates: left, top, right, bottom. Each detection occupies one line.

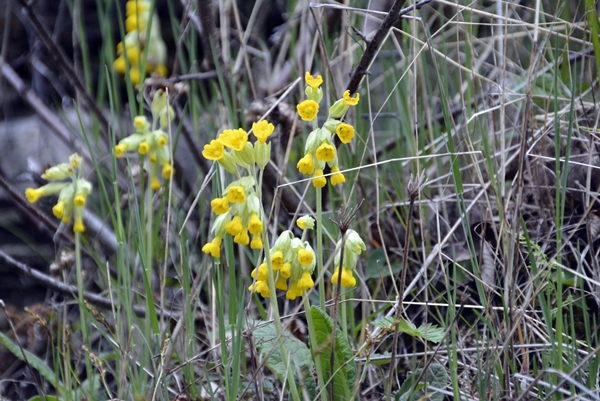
left=0, top=250, right=185, bottom=321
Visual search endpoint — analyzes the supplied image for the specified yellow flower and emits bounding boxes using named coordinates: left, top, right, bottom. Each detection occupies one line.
left=211, top=197, right=230, bottom=215
left=113, top=57, right=126, bottom=74
left=115, top=144, right=127, bottom=158
left=157, top=134, right=168, bottom=147
left=202, top=140, right=225, bottom=161
left=331, top=267, right=357, bottom=287
left=249, top=280, right=270, bottom=298
left=227, top=186, right=246, bottom=204
left=298, top=249, right=314, bottom=266
left=297, top=100, right=319, bottom=122
left=52, top=200, right=66, bottom=218
left=25, top=188, right=43, bottom=203
left=225, top=215, right=243, bottom=236
left=330, top=165, right=346, bottom=186
left=252, top=120, right=275, bottom=144
left=251, top=263, right=268, bottom=281
left=73, top=215, right=85, bottom=233
left=271, top=250, right=284, bottom=270
left=248, top=213, right=263, bottom=234
left=234, top=229, right=250, bottom=246
left=296, top=216, right=315, bottom=230
left=162, top=163, right=174, bottom=179
left=342, top=90, right=360, bottom=106
left=219, top=128, right=248, bottom=151
left=275, top=275, right=288, bottom=291
left=134, top=116, right=149, bottom=131
left=202, top=237, right=222, bottom=258
left=74, top=195, right=86, bottom=207
left=315, top=142, right=335, bottom=162
left=150, top=176, right=161, bottom=190
left=297, top=153, right=315, bottom=175
left=250, top=234, right=263, bottom=250
left=305, top=72, right=323, bottom=89
left=312, top=169, right=327, bottom=188
left=297, top=271, right=314, bottom=291
left=286, top=281, right=302, bottom=300
left=336, top=123, right=355, bottom=144
left=280, top=262, right=291, bottom=279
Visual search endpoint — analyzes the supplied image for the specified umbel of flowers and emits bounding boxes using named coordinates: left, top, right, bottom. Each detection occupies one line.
left=332, top=229, right=366, bottom=287
left=113, top=0, right=168, bottom=85
left=296, top=72, right=359, bottom=187
left=249, top=216, right=317, bottom=300
left=201, top=120, right=275, bottom=258
left=114, top=89, right=175, bottom=190
left=25, top=154, right=92, bottom=233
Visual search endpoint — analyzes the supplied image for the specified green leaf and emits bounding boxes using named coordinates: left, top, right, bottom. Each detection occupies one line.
left=253, top=322, right=316, bottom=399
left=0, top=332, right=67, bottom=397
left=311, top=306, right=357, bottom=401
left=371, top=316, right=394, bottom=328
left=364, top=248, right=402, bottom=279
left=397, top=319, right=419, bottom=336
left=416, top=323, right=445, bottom=344
left=395, top=363, right=448, bottom=401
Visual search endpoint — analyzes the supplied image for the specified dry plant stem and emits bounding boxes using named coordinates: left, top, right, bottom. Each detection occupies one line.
left=0, top=249, right=186, bottom=320
left=17, top=0, right=110, bottom=140
left=345, top=0, right=408, bottom=95
left=387, top=186, right=417, bottom=397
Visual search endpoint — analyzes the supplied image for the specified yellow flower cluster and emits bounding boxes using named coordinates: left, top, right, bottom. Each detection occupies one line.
left=113, top=0, right=168, bottom=85
left=25, top=154, right=92, bottom=233
left=248, top=227, right=316, bottom=300
left=296, top=72, right=359, bottom=187
left=331, top=229, right=366, bottom=288
left=114, top=90, right=174, bottom=190
left=201, top=120, right=276, bottom=258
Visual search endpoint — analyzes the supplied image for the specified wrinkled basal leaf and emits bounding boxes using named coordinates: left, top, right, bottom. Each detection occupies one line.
left=311, top=306, right=357, bottom=401
left=253, top=322, right=316, bottom=399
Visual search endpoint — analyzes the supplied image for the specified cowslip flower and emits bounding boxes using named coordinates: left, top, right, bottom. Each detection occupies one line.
left=312, top=169, right=327, bottom=188
left=202, top=140, right=224, bottom=160
left=330, top=165, right=346, bottom=186
left=297, top=153, right=315, bottom=175
left=114, top=0, right=168, bottom=84
left=331, top=268, right=356, bottom=287
left=315, top=142, right=335, bottom=162
left=297, top=100, right=319, bottom=122
left=114, top=94, right=174, bottom=190
left=249, top=231, right=316, bottom=299
left=343, top=90, right=360, bottom=106
left=25, top=153, right=92, bottom=233
left=336, top=123, right=355, bottom=144
left=219, top=128, right=248, bottom=151
left=296, top=74, right=361, bottom=187
left=305, top=72, right=323, bottom=89
left=202, top=121, right=277, bottom=257
left=296, top=215, right=315, bottom=231
left=252, top=120, right=275, bottom=144
left=331, top=229, right=366, bottom=288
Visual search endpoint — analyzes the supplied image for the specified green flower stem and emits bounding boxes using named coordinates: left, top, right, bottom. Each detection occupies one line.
left=341, top=290, right=348, bottom=340
left=303, top=295, right=329, bottom=401
left=141, top=172, right=159, bottom=336
left=316, top=187, right=325, bottom=310
left=258, top=168, right=300, bottom=401
left=75, top=232, right=93, bottom=399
